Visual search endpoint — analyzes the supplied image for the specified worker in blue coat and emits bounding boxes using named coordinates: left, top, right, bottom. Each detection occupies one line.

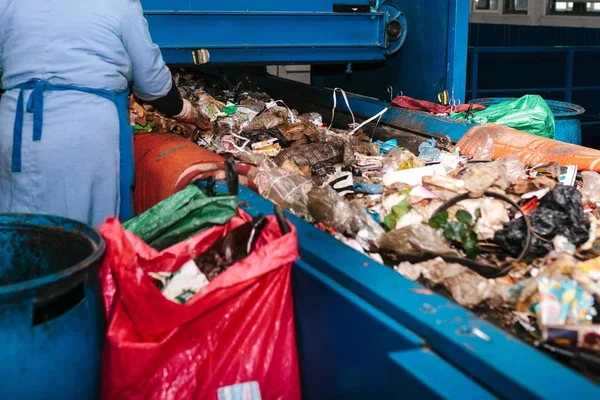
left=0, top=0, right=206, bottom=226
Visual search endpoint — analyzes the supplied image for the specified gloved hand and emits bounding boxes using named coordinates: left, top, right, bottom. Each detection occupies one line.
left=175, top=99, right=211, bottom=131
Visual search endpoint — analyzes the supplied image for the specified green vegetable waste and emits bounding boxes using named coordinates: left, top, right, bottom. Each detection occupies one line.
left=428, top=209, right=481, bottom=259
left=124, top=185, right=238, bottom=251
left=453, top=95, right=555, bottom=139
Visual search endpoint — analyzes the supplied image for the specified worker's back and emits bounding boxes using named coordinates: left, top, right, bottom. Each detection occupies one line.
left=0, top=0, right=135, bottom=91
left=0, top=0, right=172, bottom=226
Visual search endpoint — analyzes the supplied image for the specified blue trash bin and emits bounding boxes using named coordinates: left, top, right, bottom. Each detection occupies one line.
left=0, top=214, right=106, bottom=400
left=470, top=97, right=585, bottom=145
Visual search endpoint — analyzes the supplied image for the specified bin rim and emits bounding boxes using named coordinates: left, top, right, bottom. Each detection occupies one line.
left=469, top=97, right=585, bottom=118
left=0, top=213, right=105, bottom=298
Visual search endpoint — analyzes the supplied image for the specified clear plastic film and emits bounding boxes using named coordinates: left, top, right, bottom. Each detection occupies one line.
left=255, top=162, right=314, bottom=219
left=581, top=171, right=600, bottom=206
left=307, top=185, right=384, bottom=245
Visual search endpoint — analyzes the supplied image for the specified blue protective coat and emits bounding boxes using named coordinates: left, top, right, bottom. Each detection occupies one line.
left=0, top=0, right=173, bottom=226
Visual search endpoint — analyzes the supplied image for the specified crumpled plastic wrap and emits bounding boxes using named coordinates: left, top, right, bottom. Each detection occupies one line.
left=278, top=121, right=317, bottom=144
left=581, top=171, right=600, bottom=205
left=378, top=224, right=462, bottom=257
left=418, top=138, right=442, bottom=162
left=307, top=186, right=384, bottom=245
left=244, top=106, right=289, bottom=130
left=455, top=198, right=510, bottom=241
left=394, top=257, right=500, bottom=307
left=496, top=154, right=527, bottom=183
left=461, top=161, right=510, bottom=196
left=496, top=185, right=590, bottom=257
left=383, top=148, right=426, bottom=172
left=422, top=174, right=467, bottom=200
left=467, top=130, right=494, bottom=161
left=255, top=162, right=314, bottom=219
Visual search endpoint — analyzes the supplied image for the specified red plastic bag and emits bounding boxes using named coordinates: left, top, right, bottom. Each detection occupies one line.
left=99, top=210, right=301, bottom=400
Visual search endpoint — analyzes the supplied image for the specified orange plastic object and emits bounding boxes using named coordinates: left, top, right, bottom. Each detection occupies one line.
left=457, top=124, right=600, bottom=171
left=133, top=133, right=255, bottom=215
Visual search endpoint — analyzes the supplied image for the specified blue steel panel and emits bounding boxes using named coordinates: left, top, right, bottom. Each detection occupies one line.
left=140, top=1, right=407, bottom=64
left=163, top=48, right=387, bottom=64
left=388, top=349, right=496, bottom=399
left=143, top=0, right=357, bottom=12
left=145, top=12, right=385, bottom=49
left=293, top=260, right=426, bottom=399
left=293, top=259, right=495, bottom=398
left=315, top=0, right=470, bottom=105
left=232, top=184, right=600, bottom=399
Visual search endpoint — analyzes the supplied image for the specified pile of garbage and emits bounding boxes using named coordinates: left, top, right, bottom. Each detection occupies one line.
left=129, top=69, right=600, bottom=372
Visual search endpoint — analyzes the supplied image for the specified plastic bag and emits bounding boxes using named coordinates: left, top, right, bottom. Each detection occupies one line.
left=418, top=138, right=441, bottom=162
left=456, top=95, right=555, bottom=139
left=394, top=257, right=500, bottom=307
left=378, top=224, right=462, bottom=257
left=307, top=185, right=384, bottom=245
left=581, top=171, right=600, bottom=205
left=99, top=211, right=300, bottom=400
left=495, top=186, right=589, bottom=257
left=255, top=165, right=314, bottom=219
left=123, top=185, right=237, bottom=251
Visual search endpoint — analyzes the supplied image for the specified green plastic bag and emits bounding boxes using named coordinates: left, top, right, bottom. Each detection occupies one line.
left=123, top=185, right=238, bottom=251
left=454, top=95, right=555, bottom=139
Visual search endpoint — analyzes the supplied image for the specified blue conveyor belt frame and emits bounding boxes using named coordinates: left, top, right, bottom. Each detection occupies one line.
left=227, top=182, right=600, bottom=398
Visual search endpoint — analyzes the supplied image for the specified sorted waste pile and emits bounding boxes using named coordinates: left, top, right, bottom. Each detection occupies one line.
left=130, top=69, right=600, bottom=375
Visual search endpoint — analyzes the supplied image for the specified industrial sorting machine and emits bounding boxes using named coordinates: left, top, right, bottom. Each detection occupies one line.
left=140, top=0, right=600, bottom=397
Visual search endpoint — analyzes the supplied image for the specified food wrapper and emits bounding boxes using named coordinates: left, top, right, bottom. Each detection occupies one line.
left=536, top=277, right=595, bottom=328
left=545, top=325, right=600, bottom=352
left=354, top=154, right=383, bottom=172
left=251, top=138, right=281, bottom=157
left=149, top=259, right=209, bottom=304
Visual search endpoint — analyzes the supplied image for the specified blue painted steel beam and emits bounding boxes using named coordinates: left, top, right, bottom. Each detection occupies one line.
left=141, top=2, right=408, bottom=64
left=445, top=0, right=470, bottom=102
left=161, top=48, right=389, bottom=65
left=232, top=183, right=600, bottom=399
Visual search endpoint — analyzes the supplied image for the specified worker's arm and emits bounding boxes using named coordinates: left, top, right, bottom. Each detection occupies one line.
left=120, top=0, right=207, bottom=128
left=120, top=0, right=173, bottom=102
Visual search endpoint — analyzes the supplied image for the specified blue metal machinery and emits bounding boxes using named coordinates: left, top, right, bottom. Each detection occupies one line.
left=140, top=0, right=600, bottom=396
left=235, top=184, right=600, bottom=398
left=141, top=0, right=467, bottom=104
left=143, top=0, right=408, bottom=64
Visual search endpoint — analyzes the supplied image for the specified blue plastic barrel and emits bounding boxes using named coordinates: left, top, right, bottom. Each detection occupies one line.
left=470, top=97, right=585, bottom=145
left=0, top=214, right=106, bottom=400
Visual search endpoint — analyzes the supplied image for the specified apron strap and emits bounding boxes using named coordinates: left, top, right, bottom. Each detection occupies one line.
left=8, top=80, right=134, bottom=220
left=10, top=80, right=119, bottom=172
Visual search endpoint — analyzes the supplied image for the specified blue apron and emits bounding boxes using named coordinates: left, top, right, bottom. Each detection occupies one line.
left=9, top=79, right=135, bottom=221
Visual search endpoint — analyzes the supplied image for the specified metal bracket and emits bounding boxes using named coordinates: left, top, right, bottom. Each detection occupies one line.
left=380, top=3, right=408, bottom=56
